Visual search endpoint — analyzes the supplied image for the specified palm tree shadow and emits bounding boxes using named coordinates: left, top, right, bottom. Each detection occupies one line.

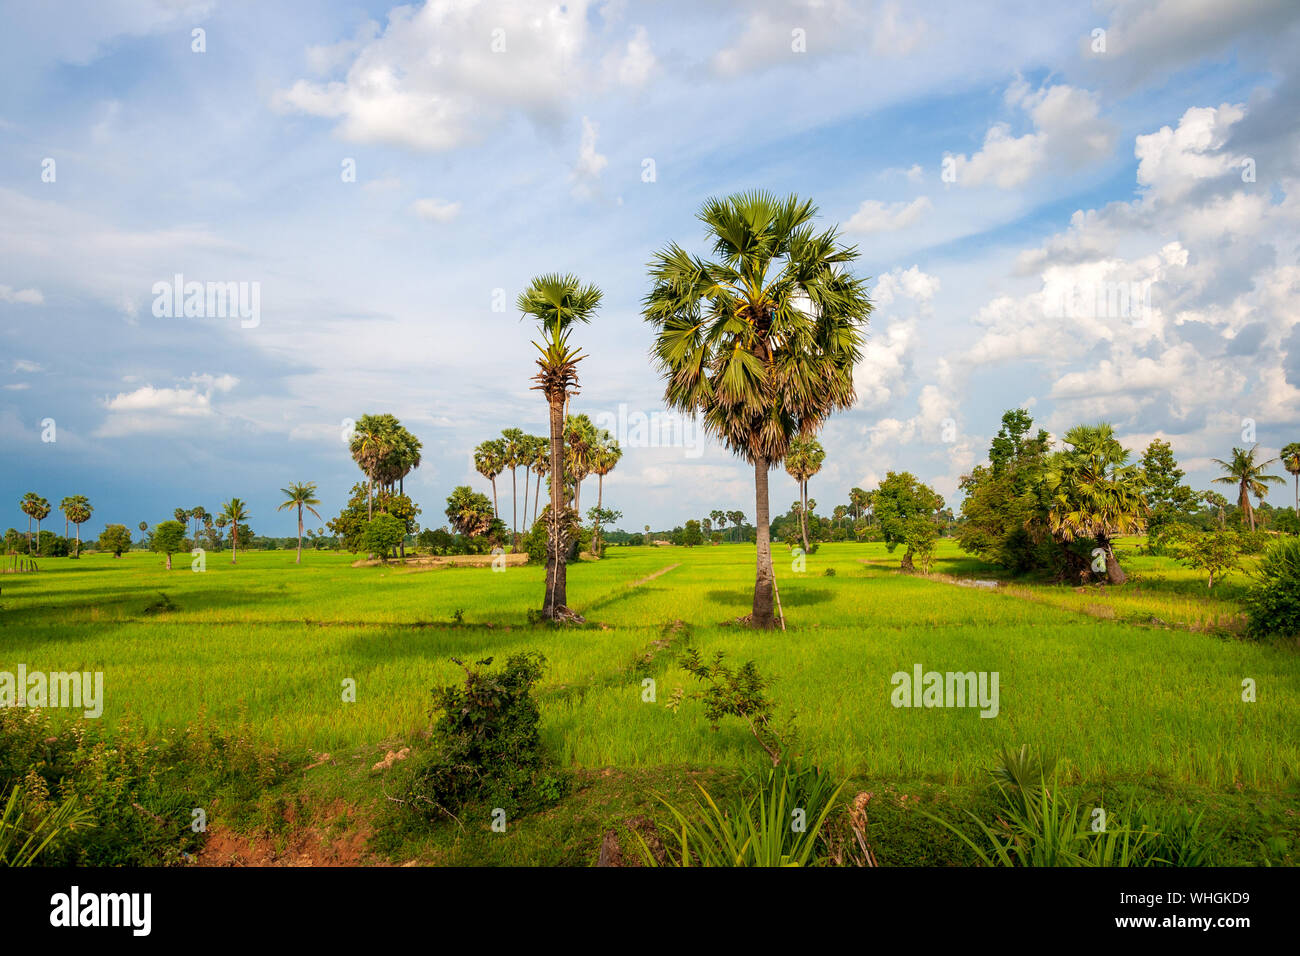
left=705, top=588, right=832, bottom=608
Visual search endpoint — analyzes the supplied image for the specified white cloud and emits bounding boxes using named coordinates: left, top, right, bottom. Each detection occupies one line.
left=949, top=81, right=1115, bottom=188
left=12, top=359, right=43, bottom=373
left=411, top=198, right=462, bottom=223
left=1135, top=103, right=1246, bottom=204
left=571, top=115, right=609, bottom=199
left=95, top=375, right=240, bottom=437
left=845, top=196, right=931, bottom=233
left=0, top=284, right=44, bottom=305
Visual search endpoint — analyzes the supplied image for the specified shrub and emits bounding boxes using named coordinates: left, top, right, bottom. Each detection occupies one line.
left=361, top=513, right=405, bottom=560
left=404, top=653, right=568, bottom=822
left=668, top=649, right=789, bottom=766
left=1245, top=537, right=1300, bottom=640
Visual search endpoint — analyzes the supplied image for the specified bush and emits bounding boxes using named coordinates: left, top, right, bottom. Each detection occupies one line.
left=361, top=513, right=405, bottom=560
left=1245, top=537, right=1300, bottom=640
left=0, top=708, right=290, bottom=866
left=404, top=654, right=568, bottom=821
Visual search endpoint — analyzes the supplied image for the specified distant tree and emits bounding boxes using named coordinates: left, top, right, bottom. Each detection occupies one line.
left=784, top=434, right=825, bottom=554
left=361, top=513, right=405, bottom=561
left=1170, top=527, right=1242, bottom=589
left=874, top=472, right=943, bottom=571
left=474, top=439, right=507, bottom=519
left=445, top=486, right=500, bottom=539
left=1281, top=441, right=1300, bottom=515
left=220, top=498, right=250, bottom=564
left=278, top=481, right=323, bottom=564
left=849, top=487, right=869, bottom=523
left=682, top=519, right=703, bottom=547
left=151, top=520, right=187, bottom=570
left=1212, top=445, right=1284, bottom=532
left=63, top=495, right=93, bottom=558
left=98, top=524, right=132, bottom=558
left=1140, top=438, right=1198, bottom=539
left=1045, top=424, right=1147, bottom=584
left=589, top=432, right=622, bottom=555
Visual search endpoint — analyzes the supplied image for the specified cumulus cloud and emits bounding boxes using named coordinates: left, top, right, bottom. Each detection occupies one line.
left=948, top=80, right=1115, bottom=188
left=95, top=375, right=239, bottom=437
left=571, top=116, right=608, bottom=198
left=845, top=196, right=931, bottom=233
left=411, top=198, right=462, bottom=223
left=0, top=284, right=44, bottom=305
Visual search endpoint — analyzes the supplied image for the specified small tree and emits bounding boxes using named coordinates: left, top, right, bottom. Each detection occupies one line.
left=1170, top=528, right=1241, bottom=589
left=151, top=520, right=187, bottom=570
left=875, top=472, right=944, bottom=572
left=361, top=513, right=404, bottom=561
left=97, top=524, right=133, bottom=558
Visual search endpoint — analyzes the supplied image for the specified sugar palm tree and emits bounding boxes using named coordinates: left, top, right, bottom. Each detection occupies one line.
left=643, top=191, right=870, bottom=627
left=1211, top=444, right=1284, bottom=531
left=445, top=485, right=496, bottom=538
left=784, top=434, right=825, bottom=553
left=220, top=498, right=249, bottom=564
left=529, top=436, right=549, bottom=529
left=519, top=272, right=603, bottom=620
left=278, top=482, right=322, bottom=564
left=500, top=428, right=528, bottom=546
left=349, top=414, right=392, bottom=521
left=32, top=496, right=50, bottom=553
left=849, top=487, right=868, bottom=522
left=563, top=414, right=599, bottom=513
left=1281, top=441, right=1300, bottom=514
left=1045, top=423, right=1147, bottom=584
left=20, top=493, right=42, bottom=555
left=63, top=495, right=92, bottom=557
left=474, top=439, right=507, bottom=518
left=589, top=433, right=623, bottom=554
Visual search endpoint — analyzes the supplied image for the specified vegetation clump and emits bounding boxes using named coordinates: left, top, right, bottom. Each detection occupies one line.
left=404, top=653, right=569, bottom=823
left=1245, top=537, right=1300, bottom=640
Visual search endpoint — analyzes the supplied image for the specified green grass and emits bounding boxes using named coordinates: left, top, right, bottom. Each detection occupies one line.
left=3, top=541, right=1297, bottom=790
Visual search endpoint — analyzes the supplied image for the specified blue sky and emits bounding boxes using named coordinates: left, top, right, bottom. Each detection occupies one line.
left=2, top=0, right=1299, bottom=537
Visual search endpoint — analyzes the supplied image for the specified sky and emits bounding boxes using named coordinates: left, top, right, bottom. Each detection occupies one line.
left=2, top=0, right=1299, bottom=538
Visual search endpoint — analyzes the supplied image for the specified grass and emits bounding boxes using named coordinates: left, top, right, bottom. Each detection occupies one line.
left=3, top=541, right=1297, bottom=787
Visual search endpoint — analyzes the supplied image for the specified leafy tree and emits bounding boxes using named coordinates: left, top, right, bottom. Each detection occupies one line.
left=277, top=481, right=322, bottom=564
left=361, top=513, right=405, bottom=561
left=682, top=519, right=703, bottom=547
left=1169, top=527, right=1241, bottom=589
left=1140, top=439, right=1198, bottom=540
left=151, top=520, right=187, bottom=570
left=1045, top=424, right=1147, bottom=584
left=519, top=272, right=602, bottom=620
left=1212, top=444, right=1284, bottom=532
left=97, top=524, right=132, bottom=558
left=643, top=191, right=870, bottom=627
left=874, top=472, right=943, bottom=571
left=220, top=498, right=250, bottom=564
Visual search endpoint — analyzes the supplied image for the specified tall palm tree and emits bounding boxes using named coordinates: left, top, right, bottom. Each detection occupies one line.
left=849, top=486, right=868, bottom=522
left=563, top=414, right=599, bottom=513
left=63, top=495, right=92, bottom=558
left=349, top=414, right=392, bottom=521
left=589, top=433, right=623, bottom=554
left=643, top=191, right=870, bottom=627
left=32, top=496, right=50, bottom=554
left=518, top=272, right=603, bottom=620
left=529, top=437, right=549, bottom=529
left=1211, top=444, right=1284, bottom=531
left=220, top=498, right=249, bottom=564
left=1281, top=441, right=1300, bottom=514
left=474, top=439, right=507, bottom=517
left=20, top=493, right=42, bottom=555
left=1045, top=423, right=1146, bottom=584
left=784, top=434, right=825, bottom=553
left=278, top=482, right=322, bottom=564
left=500, top=428, right=527, bottom=547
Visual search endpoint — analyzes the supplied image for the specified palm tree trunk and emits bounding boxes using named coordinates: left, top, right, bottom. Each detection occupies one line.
left=591, top=473, right=604, bottom=556
left=491, top=478, right=499, bottom=518
left=1241, top=483, right=1254, bottom=531
left=296, top=504, right=303, bottom=564
left=543, top=398, right=567, bottom=618
left=511, top=467, right=518, bottom=548
left=522, top=468, right=530, bottom=528
left=74, top=523, right=80, bottom=558
left=752, top=458, right=775, bottom=629
left=800, top=478, right=810, bottom=553
left=232, top=525, right=238, bottom=564
left=26, top=515, right=32, bottom=555
left=534, top=474, right=542, bottom=530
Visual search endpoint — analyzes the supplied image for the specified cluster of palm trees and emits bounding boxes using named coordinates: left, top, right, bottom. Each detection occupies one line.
left=15, top=493, right=94, bottom=557
left=707, top=509, right=748, bottom=541
left=1212, top=444, right=1297, bottom=531
left=472, top=418, right=623, bottom=549
left=348, top=414, right=423, bottom=520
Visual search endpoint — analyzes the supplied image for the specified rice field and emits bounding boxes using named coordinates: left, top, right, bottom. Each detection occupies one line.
left=3, top=541, right=1296, bottom=788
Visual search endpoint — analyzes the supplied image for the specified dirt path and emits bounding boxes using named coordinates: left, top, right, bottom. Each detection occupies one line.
left=629, top=563, right=680, bottom=588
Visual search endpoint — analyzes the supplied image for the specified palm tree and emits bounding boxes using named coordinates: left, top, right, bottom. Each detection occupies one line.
left=849, top=487, right=868, bottom=522
left=518, top=272, right=603, bottom=620
left=474, top=439, right=507, bottom=518
left=1045, top=424, right=1147, bottom=584
left=563, top=414, right=599, bottom=513
left=20, top=493, right=42, bottom=555
left=32, top=496, right=50, bottom=553
left=1281, top=441, right=1300, bottom=514
left=643, top=191, right=870, bottom=627
left=220, top=498, right=249, bottom=564
left=589, top=433, right=623, bottom=555
left=529, top=437, right=549, bottom=529
left=349, top=414, right=392, bottom=521
left=1211, top=445, right=1284, bottom=531
left=784, top=434, right=825, bottom=553
left=64, top=495, right=92, bottom=557
left=445, top=486, right=496, bottom=538
left=278, top=482, right=322, bottom=564
left=500, top=428, right=527, bottom=547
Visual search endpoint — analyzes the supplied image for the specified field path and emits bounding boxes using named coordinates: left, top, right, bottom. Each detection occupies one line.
left=629, top=563, right=681, bottom=588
